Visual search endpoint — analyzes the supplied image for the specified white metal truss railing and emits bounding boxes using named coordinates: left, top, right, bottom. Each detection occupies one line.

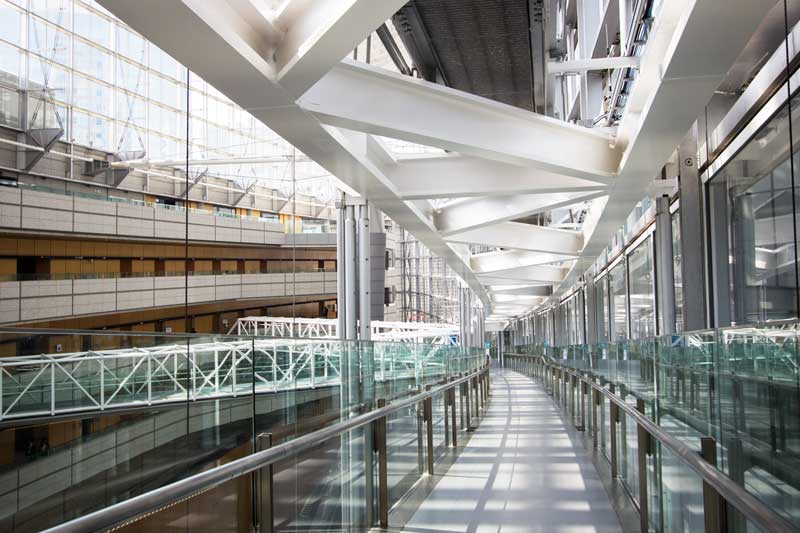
left=231, top=317, right=459, bottom=345
left=0, top=337, right=466, bottom=421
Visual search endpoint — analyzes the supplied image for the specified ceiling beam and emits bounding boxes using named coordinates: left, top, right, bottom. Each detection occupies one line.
left=446, top=221, right=583, bottom=255
left=479, top=264, right=567, bottom=283
left=435, top=190, right=607, bottom=235
left=99, top=0, right=491, bottom=308
left=489, top=285, right=553, bottom=297
left=470, top=250, right=575, bottom=274
left=544, top=0, right=778, bottom=311
left=299, top=60, right=622, bottom=180
left=548, top=56, right=640, bottom=74
left=272, top=0, right=408, bottom=95
left=389, top=155, right=611, bottom=200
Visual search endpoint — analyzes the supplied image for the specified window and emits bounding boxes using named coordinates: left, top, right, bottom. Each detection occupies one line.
left=73, top=39, right=112, bottom=82
left=73, top=73, right=111, bottom=115
left=73, top=2, right=110, bottom=49
left=29, top=16, right=70, bottom=66
left=609, top=260, right=627, bottom=341
left=628, top=235, right=655, bottom=339
left=0, top=85, right=19, bottom=128
left=0, top=1, right=24, bottom=46
left=672, top=210, right=684, bottom=332
left=116, top=25, right=146, bottom=63
left=0, top=40, right=21, bottom=86
left=709, top=99, right=798, bottom=324
left=72, top=108, right=112, bottom=150
left=595, top=274, right=609, bottom=342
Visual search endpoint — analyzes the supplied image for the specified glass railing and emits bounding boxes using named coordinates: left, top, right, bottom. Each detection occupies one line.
left=0, top=267, right=336, bottom=282
left=0, top=181, right=334, bottom=233
left=511, top=319, right=800, bottom=531
left=0, top=328, right=487, bottom=532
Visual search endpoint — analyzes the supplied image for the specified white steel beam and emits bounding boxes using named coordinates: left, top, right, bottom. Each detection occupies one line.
left=545, top=0, right=776, bottom=310
left=479, top=264, right=568, bottom=283
left=99, top=0, right=491, bottom=307
left=300, top=61, right=622, bottom=180
left=470, top=250, right=575, bottom=274
left=548, top=56, right=640, bottom=74
left=435, top=190, right=607, bottom=235
left=446, top=222, right=583, bottom=255
left=489, top=285, right=553, bottom=297
left=272, top=0, right=408, bottom=95
left=389, top=155, right=611, bottom=200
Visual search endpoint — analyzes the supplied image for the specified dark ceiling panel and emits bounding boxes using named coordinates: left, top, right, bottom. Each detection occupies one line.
left=395, top=0, right=535, bottom=111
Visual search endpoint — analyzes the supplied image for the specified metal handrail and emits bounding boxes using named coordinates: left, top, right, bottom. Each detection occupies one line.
left=507, top=353, right=800, bottom=533
left=42, top=365, right=488, bottom=533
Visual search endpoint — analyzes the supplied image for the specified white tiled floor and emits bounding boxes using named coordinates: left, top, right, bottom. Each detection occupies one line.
left=403, top=369, right=623, bottom=533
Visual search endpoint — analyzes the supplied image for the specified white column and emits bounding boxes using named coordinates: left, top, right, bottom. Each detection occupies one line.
left=336, top=200, right=346, bottom=339
left=358, top=204, right=371, bottom=340
left=344, top=205, right=358, bottom=340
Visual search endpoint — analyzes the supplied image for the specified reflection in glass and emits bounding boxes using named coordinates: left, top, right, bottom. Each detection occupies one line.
left=672, top=211, right=684, bottom=332
left=628, top=236, right=656, bottom=339
left=710, top=100, right=798, bottom=323
left=609, top=261, right=628, bottom=341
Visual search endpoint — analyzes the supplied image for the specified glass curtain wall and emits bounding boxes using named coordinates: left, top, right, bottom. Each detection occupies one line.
left=609, top=260, right=628, bottom=341
left=707, top=94, right=798, bottom=324
left=672, top=209, right=684, bottom=332
left=628, top=235, right=656, bottom=339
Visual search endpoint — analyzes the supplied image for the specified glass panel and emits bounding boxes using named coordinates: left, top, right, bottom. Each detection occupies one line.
left=628, top=235, right=656, bottom=339
left=609, top=260, right=628, bottom=341
left=73, top=2, right=111, bottom=49
left=709, top=99, right=798, bottom=324
left=672, top=210, right=684, bottom=332
left=0, top=85, right=19, bottom=128
left=596, top=274, right=609, bottom=342
left=0, top=1, right=24, bottom=46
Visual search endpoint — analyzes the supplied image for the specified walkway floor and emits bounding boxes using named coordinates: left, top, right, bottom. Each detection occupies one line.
left=402, top=368, right=624, bottom=533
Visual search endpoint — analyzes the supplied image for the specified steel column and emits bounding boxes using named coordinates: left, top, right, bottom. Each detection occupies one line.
left=344, top=205, right=358, bottom=340
left=358, top=204, right=371, bottom=340
left=655, top=195, right=676, bottom=334
left=678, top=125, right=708, bottom=330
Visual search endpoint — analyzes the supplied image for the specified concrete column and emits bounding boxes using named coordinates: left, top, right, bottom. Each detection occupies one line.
left=358, top=204, right=371, bottom=340
left=655, top=196, right=676, bottom=335
left=344, top=205, right=358, bottom=340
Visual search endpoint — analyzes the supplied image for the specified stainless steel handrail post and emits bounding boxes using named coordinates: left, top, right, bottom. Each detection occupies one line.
left=424, top=384, right=434, bottom=475
left=375, top=398, right=389, bottom=530
left=701, top=436, right=726, bottom=533
left=636, top=398, right=649, bottom=533
left=609, top=382, right=618, bottom=478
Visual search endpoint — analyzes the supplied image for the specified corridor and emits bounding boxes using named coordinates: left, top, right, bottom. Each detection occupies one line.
left=403, top=369, right=625, bottom=533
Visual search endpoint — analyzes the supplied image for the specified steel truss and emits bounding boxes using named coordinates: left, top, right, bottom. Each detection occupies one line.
left=0, top=336, right=468, bottom=421
left=232, top=316, right=459, bottom=345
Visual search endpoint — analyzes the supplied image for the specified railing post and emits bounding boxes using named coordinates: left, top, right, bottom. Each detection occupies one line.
left=424, top=385, right=434, bottom=475
left=450, top=383, right=458, bottom=447
left=569, top=374, right=575, bottom=422
left=417, top=390, right=425, bottom=474
left=636, top=398, right=649, bottom=533
left=701, top=437, right=727, bottom=533
left=465, top=374, right=473, bottom=430
left=444, top=379, right=450, bottom=447
left=375, top=399, right=388, bottom=529
left=592, top=386, right=599, bottom=448
left=610, top=383, right=618, bottom=478
left=578, top=378, right=586, bottom=431
left=473, top=375, right=480, bottom=419
left=255, top=433, right=274, bottom=533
